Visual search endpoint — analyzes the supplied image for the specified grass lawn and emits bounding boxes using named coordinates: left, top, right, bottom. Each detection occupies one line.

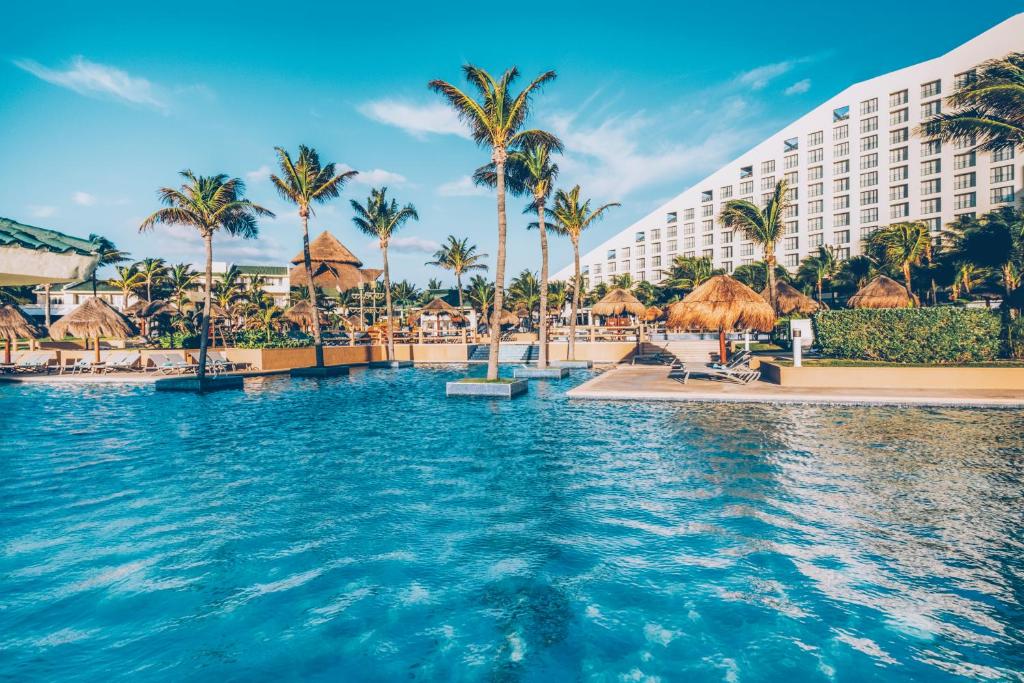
left=773, top=358, right=1024, bottom=368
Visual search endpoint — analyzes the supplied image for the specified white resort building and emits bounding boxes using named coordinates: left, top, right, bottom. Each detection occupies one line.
left=555, top=13, right=1024, bottom=287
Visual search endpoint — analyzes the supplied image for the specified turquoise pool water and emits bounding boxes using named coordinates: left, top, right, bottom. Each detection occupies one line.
left=1, top=367, right=1023, bottom=681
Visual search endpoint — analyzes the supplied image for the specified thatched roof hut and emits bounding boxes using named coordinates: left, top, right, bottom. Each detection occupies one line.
left=123, top=299, right=150, bottom=317
left=409, top=297, right=460, bottom=324
left=0, top=304, right=39, bottom=364
left=847, top=275, right=914, bottom=309
left=289, top=231, right=383, bottom=292
left=49, top=298, right=136, bottom=362
left=591, top=288, right=647, bottom=317
left=760, top=280, right=822, bottom=316
left=141, top=299, right=178, bottom=317
left=667, top=275, right=775, bottom=362
left=643, top=305, right=663, bottom=322
left=284, top=300, right=324, bottom=329
left=495, top=309, right=519, bottom=326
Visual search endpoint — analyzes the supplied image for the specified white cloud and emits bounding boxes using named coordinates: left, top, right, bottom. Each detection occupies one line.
left=358, top=99, right=470, bottom=139
left=72, top=191, right=96, bottom=206
left=336, top=164, right=407, bottom=186
left=13, top=56, right=168, bottom=111
left=736, top=61, right=797, bottom=90
left=381, top=236, right=440, bottom=254
left=437, top=176, right=488, bottom=198
left=27, top=205, right=57, bottom=219
left=153, top=224, right=288, bottom=263
left=784, top=79, right=812, bottom=95
left=245, top=165, right=270, bottom=182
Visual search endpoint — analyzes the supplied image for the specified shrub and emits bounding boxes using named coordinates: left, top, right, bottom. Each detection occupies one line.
left=812, top=307, right=1002, bottom=363
left=233, top=330, right=312, bottom=349
left=1004, top=315, right=1024, bottom=360
left=156, top=332, right=200, bottom=349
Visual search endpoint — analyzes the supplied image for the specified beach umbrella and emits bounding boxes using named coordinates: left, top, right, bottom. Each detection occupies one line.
left=667, top=275, right=775, bottom=362
left=48, top=298, right=136, bottom=363
left=0, top=304, right=39, bottom=364
left=409, top=297, right=458, bottom=323
left=760, top=281, right=822, bottom=316
left=642, top=305, right=663, bottom=322
left=284, top=300, right=325, bottom=331
left=591, top=288, right=647, bottom=318
left=141, top=299, right=179, bottom=317
left=496, top=309, right=519, bottom=326
left=847, top=275, right=914, bottom=309
left=123, top=299, right=150, bottom=317
left=0, top=218, right=99, bottom=286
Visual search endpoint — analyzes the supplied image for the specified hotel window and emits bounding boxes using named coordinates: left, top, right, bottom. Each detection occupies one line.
left=861, top=153, right=878, bottom=169
left=722, top=261, right=733, bottom=273
left=954, top=70, right=977, bottom=89
left=992, top=187, right=1016, bottom=204
left=833, top=159, right=850, bottom=175
left=921, top=140, right=942, bottom=157
left=808, top=131, right=824, bottom=146
left=889, top=185, right=908, bottom=201
left=785, top=187, right=798, bottom=201
left=722, top=231, right=734, bottom=244
left=784, top=237, right=799, bottom=251
left=808, top=166, right=823, bottom=180
left=720, top=185, right=733, bottom=199
left=993, top=147, right=1015, bottom=162
left=890, top=203, right=909, bottom=219
left=834, top=142, right=850, bottom=157
left=702, top=234, right=713, bottom=246
left=761, top=160, right=776, bottom=174
left=701, top=249, right=713, bottom=260
left=740, top=243, right=754, bottom=257
left=834, top=124, right=849, bottom=140
left=834, top=177, right=850, bottom=192
left=921, top=120, right=941, bottom=137
left=861, top=189, right=878, bottom=204
left=607, top=262, right=616, bottom=273
left=860, top=171, right=878, bottom=187
left=889, top=128, right=909, bottom=144
left=809, top=200, right=823, bottom=215
left=607, top=249, right=616, bottom=259
left=592, top=264, right=601, bottom=275
left=808, top=232, right=824, bottom=247
left=667, top=239, right=677, bottom=252
left=652, top=255, right=662, bottom=269
left=683, top=223, right=695, bottom=234
left=861, top=207, right=879, bottom=223
left=636, top=244, right=646, bottom=256
left=761, top=175, right=776, bottom=190
left=861, top=226, right=879, bottom=240
left=954, top=172, right=976, bottom=189
left=761, top=192, right=773, bottom=205
left=702, top=220, right=713, bottom=232
left=739, top=180, right=754, bottom=195
left=954, top=152, right=976, bottom=169
left=651, top=229, right=661, bottom=241
left=621, top=260, right=630, bottom=271
left=921, top=159, right=941, bottom=176
left=924, top=218, right=941, bottom=232
left=784, top=171, right=799, bottom=185
left=637, top=258, right=646, bottom=269
left=921, top=198, right=941, bottom=214
left=685, top=251, right=696, bottom=258
left=954, top=193, right=976, bottom=210
left=651, top=242, right=661, bottom=254
left=784, top=137, right=799, bottom=152
left=635, top=231, right=645, bottom=242
left=953, top=135, right=976, bottom=150
left=921, top=80, right=941, bottom=98
left=889, top=89, right=908, bottom=107
left=808, top=182, right=823, bottom=197
left=808, top=217, right=824, bottom=231
left=861, top=135, right=878, bottom=152
left=701, top=190, right=713, bottom=202
left=783, top=205, right=798, bottom=218
left=860, top=117, right=878, bottom=134
left=921, top=100, right=941, bottom=118
left=833, top=106, right=850, bottom=122
left=622, top=247, right=631, bottom=258
left=860, top=98, right=878, bottom=115
left=808, top=148, right=824, bottom=163
left=702, top=204, right=714, bottom=217
left=784, top=154, right=799, bottom=169
left=666, top=211, right=677, bottom=223
left=739, top=165, right=753, bottom=178
left=785, top=220, right=799, bottom=235
left=834, top=195, right=850, bottom=210
left=890, top=147, right=909, bottom=163
left=921, top=179, right=941, bottom=195
left=991, top=165, right=1015, bottom=184
left=667, top=225, right=677, bottom=238
left=683, top=208, right=695, bottom=220
left=890, top=108, right=909, bottom=125
left=833, top=230, right=850, bottom=244
left=722, top=246, right=733, bottom=258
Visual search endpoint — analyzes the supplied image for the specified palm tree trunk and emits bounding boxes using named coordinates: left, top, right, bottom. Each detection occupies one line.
left=43, top=284, right=52, bottom=330
left=300, top=211, right=324, bottom=367
left=537, top=198, right=549, bottom=369
left=456, top=272, right=463, bottom=310
left=816, top=279, right=823, bottom=303
left=198, top=232, right=213, bottom=382
left=765, top=248, right=777, bottom=312
left=903, top=264, right=916, bottom=306
left=382, top=242, right=394, bottom=361
left=487, top=152, right=508, bottom=381
left=569, top=237, right=581, bottom=361
left=146, top=279, right=152, bottom=303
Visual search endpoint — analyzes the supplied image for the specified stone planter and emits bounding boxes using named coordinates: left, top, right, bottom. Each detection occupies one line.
left=290, top=365, right=351, bottom=378
left=514, top=366, right=569, bottom=379
left=369, top=360, right=413, bottom=369
left=552, top=359, right=593, bottom=369
left=154, top=375, right=244, bottom=393
left=446, top=379, right=528, bottom=399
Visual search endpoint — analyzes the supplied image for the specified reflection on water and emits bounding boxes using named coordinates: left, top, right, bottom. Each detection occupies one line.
left=1, top=369, right=1022, bottom=681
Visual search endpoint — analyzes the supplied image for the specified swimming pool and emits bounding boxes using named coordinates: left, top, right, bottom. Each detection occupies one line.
left=2, top=367, right=1023, bottom=680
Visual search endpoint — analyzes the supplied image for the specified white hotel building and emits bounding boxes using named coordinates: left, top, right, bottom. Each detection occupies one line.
left=556, top=14, right=1023, bottom=287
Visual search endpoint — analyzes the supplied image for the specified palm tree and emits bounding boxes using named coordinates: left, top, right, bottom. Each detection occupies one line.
left=661, top=255, right=721, bottom=295
left=87, top=234, right=130, bottom=296
left=507, top=270, right=541, bottom=330
left=610, top=273, right=636, bottom=291
left=547, top=185, right=620, bottom=360
left=546, top=280, right=568, bottom=316
left=719, top=180, right=789, bottom=311
left=868, top=221, right=931, bottom=304
left=796, top=246, right=839, bottom=302
left=350, top=187, right=419, bottom=362
left=730, top=261, right=789, bottom=292
left=425, top=236, right=488, bottom=311
left=941, top=206, right=1024, bottom=297
left=466, top=275, right=494, bottom=323
left=834, top=255, right=875, bottom=293
left=270, top=145, right=358, bottom=368
left=247, top=304, right=285, bottom=343
left=166, top=263, right=199, bottom=312
left=108, top=265, right=145, bottom=311
left=426, top=277, right=444, bottom=292
left=140, top=171, right=272, bottom=381
left=477, top=143, right=559, bottom=367
left=922, top=52, right=1024, bottom=154
left=391, top=280, right=422, bottom=308
left=136, top=257, right=168, bottom=302
left=429, top=65, right=560, bottom=380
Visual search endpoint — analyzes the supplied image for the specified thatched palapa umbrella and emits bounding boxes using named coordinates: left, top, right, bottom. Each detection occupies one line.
left=643, top=305, right=663, bottom=322
left=284, top=300, right=325, bottom=332
left=591, top=288, right=647, bottom=318
left=409, top=296, right=458, bottom=323
left=847, top=275, right=914, bottom=309
left=667, top=275, right=775, bottom=362
left=48, top=298, right=136, bottom=363
left=0, top=304, right=39, bottom=364
left=496, top=309, right=519, bottom=327
left=760, top=281, right=822, bottom=316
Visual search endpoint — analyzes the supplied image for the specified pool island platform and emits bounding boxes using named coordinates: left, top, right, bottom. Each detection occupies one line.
left=568, top=365, right=1024, bottom=408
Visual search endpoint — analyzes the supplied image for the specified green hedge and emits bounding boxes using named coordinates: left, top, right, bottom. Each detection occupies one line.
left=233, top=330, right=312, bottom=349
left=812, top=308, right=1002, bottom=363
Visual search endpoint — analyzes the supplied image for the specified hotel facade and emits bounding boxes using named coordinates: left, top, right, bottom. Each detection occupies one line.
left=555, top=14, right=1023, bottom=287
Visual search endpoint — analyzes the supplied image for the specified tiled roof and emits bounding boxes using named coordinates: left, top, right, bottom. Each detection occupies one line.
left=0, top=217, right=98, bottom=255
left=235, top=264, right=289, bottom=275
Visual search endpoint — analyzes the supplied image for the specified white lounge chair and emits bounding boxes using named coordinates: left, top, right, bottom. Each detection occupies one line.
left=4, top=352, right=52, bottom=374
left=146, top=352, right=196, bottom=374
left=62, top=357, right=102, bottom=374
left=669, top=361, right=761, bottom=385
left=206, top=351, right=236, bottom=373
left=104, top=352, right=141, bottom=373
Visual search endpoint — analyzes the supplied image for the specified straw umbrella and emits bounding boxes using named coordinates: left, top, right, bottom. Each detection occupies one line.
left=591, top=288, right=647, bottom=318
left=847, top=275, right=914, bottom=309
left=496, top=309, right=519, bottom=327
left=284, top=300, right=324, bottom=333
left=0, top=304, right=39, bottom=364
left=48, top=298, right=136, bottom=364
left=760, top=281, right=822, bottom=316
left=643, top=305, right=663, bottom=322
left=667, top=275, right=775, bottom=362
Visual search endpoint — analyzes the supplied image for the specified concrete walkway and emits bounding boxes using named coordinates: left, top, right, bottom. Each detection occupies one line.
left=567, top=365, right=1024, bottom=408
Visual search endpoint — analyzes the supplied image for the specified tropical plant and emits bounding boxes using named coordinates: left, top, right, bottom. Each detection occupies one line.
left=350, top=187, right=419, bottom=361
left=868, top=221, right=932, bottom=304
left=466, top=275, right=494, bottom=322
left=429, top=64, right=560, bottom=380
left=140, top=171, right=272, bottom=380
left=108, top=265, right=145, bottom=311
left=796, top=246, right=839, bottom=302
left=950, top=262, right=989, bottom=300
left=391, top=280, right=422, bottom=307
left=135, top=257, right=168, bottom=302
left=246, top=304, right=285, bottom=343
left=634, top=280, right=658, bottom=306
left=425, top=236, right=488, bottom=310
left=662, top=256, right=721, bottom=294
left=270, top=144, right=358, bottom=368
left=507, top=270, right=540, bottom=330
left=940, top=206, right=1023, bottom=297
left=833, top=255, right=876, bottom=293
left=87, top=234, right=130, bottom=296
left=719, top=180, right=788, bottom=311
left=546, top=280, right=568, bottom=314
left=166, top=263, right=199, bottom=312
left=546, top=185, right=619, bottom=360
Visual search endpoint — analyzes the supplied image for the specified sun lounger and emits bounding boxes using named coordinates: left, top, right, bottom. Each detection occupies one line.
left=710, top=349, right=752, bottom=371
left=5, top=352, right=53, bottom=374
left=103, top=352, right=141, bottom=373
left=61, top=357, right=103, bottom=374
left=146, top=352, right=196, bottom=374
left=668, top=360, right=761, bottom=385
left=206, top=351, right=236, bottom=373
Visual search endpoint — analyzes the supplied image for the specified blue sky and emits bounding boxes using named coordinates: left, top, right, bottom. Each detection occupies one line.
left=1, top=2, right=1020, bottom=286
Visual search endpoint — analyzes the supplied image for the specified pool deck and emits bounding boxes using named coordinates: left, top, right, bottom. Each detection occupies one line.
left=567, top=365, right=1024, bottom=408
